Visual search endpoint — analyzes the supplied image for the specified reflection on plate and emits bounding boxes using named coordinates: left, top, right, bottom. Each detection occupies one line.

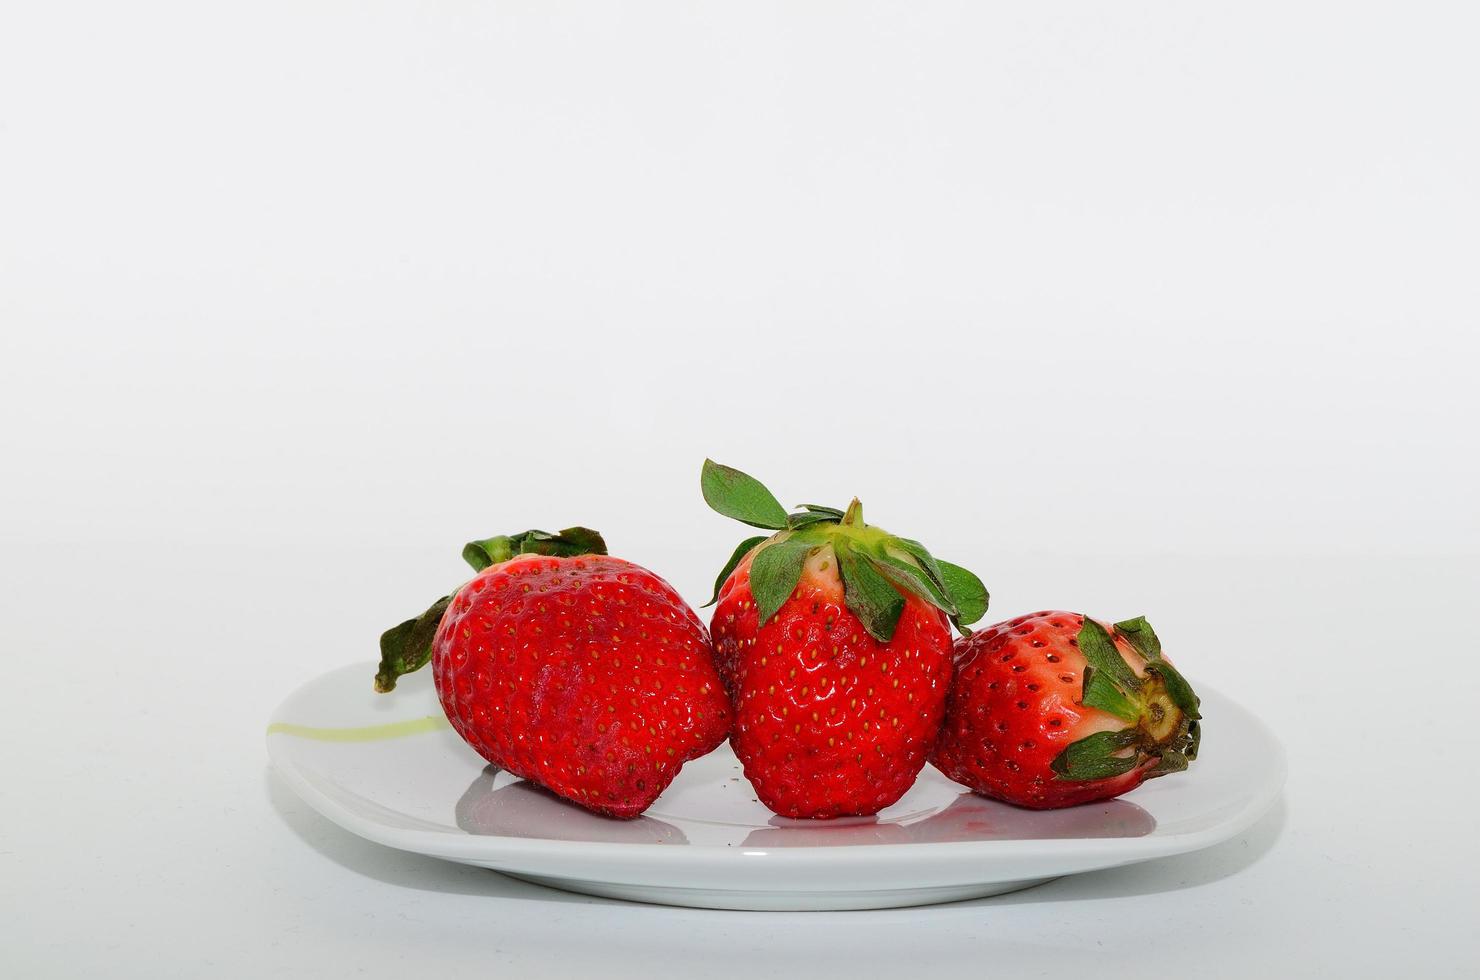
left=745, top=794, right=1155, bottom=848
left=457, top=768, right=690, bottom=845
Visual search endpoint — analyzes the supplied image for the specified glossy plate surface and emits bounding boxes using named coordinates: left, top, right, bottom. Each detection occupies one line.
left=267, top=663, right=1283, bottom=910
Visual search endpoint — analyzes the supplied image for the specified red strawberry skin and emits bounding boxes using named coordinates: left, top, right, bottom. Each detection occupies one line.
left=931, top=611, right=1164, bottom=809
left=713, top=549, right=954, bottom=819
left=431, top=553, right=731, bottom=819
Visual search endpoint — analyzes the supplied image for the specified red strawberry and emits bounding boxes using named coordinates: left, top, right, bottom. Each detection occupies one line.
left=931, top=611, right=1201, bottom=809
left=701, top=460, right=990, bottom=819
left=374, top=528, right=731, bottom=819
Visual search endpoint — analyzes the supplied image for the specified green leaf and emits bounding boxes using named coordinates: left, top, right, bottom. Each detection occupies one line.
left=749, top=537, right=812, bottom=627
left=374, top=594, right=452, bottom=693
left=1077, top=617, right=1140, bottom=690
left=890, top=537, right=948, bottom=589
left=797, top=504, right=845, bottom=517
left=1148, top=661, right=1202, bottom=720
left=704, top=535, right=766, bottom=608
left=867, top=550, right=957, bottom=616
left=785, top=510, right=839, bottom=530
left=1050, top=728, right=1140, bottom=781
left=1114, top=616, right=1163, bottom=662
left=463, top=527, right=607, bottom=571
left=935, top=559, right=989, bottom=626
left=463, top=538, right=511, bottom=571
left=701, top=459, right=789, bottom=530
left=1185, top=720, right=1201, bottom=761
left=1081, top=667, right=1141, bottom=722
left=1146, top=749, right=1190, bottom=778
left=836, top=544, right=906, bottom=643
left=538, top=526, right=607, bottom=556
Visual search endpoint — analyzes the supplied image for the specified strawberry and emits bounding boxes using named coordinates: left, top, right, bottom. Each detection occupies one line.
left=930, top=611, right=1201, bottom=809
left=374, top=528, right=731, bottom=819
left=701, top=460, right=990, bottom=819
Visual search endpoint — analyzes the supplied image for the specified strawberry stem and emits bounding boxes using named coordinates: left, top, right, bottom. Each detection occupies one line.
left=1050, top=617, right=1202, bottom=782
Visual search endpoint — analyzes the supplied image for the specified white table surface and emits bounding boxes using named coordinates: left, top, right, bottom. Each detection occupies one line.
left=4, top=2, right=1478, bottom=976
left=6, top=546, right=1476, bottom=978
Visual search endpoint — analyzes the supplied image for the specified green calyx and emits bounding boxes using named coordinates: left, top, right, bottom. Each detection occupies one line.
left=462, top=527, right=608, bottom=571
left=699, top=459, right=989, bottom=642
left=373, top=595, right=452, bottom=694
left=373, top=526, right=606, bottom=693
left=1050, top=616, right=1202, bottom=782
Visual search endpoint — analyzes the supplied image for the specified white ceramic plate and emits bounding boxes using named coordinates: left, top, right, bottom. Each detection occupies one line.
left=267, top=663, right=1283, bottom=910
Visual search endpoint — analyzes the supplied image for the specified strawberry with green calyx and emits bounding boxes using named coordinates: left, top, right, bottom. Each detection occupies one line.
left=374, top=527, right=611, bottom=694
left=375, top=526, right=732, bottom=820
left=931, top=611, right=1201, bottom=810
left=701, top=459, right=990, bottom=819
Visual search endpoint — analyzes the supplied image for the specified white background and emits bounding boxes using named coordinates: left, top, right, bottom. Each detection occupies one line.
left=2, top=2, right=1476, bottom=977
